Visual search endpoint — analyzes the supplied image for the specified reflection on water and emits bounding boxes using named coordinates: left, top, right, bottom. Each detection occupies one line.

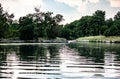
left=0, top=43, right=120, bottom=79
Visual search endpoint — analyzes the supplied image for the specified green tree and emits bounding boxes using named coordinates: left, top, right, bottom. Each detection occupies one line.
left=43, top=12, right=63, bottom=39
left=92, top=10, right=105, bottom=35
left=113, top=20, right=120, bottom=35
left=0, top=4, right=14, bottom=39
left=104, top=12, right=120, bottom=36
left=114, top=11, right=120, bottom=21
left=8, top=20, right=20, bottom=38
left=19, top=16, right=35, bottom=40
left=61, top=27, right=71, bottom=40
left=78, top=16, right=93, bottom=36
left=104, top=18, right=113, bottom=36
left=18, top=8, right=64, bottom=40
left=62, top=10, right=106, bottom=40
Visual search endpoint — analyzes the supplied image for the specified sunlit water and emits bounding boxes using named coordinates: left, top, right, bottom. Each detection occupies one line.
left=0, top=42, right=120, bottom=79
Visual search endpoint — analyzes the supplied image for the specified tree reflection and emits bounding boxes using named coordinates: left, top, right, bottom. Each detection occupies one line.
left=19, top=44, right=60, bottom=62
left=68, top=43, right=104, bottom=63
left=0, top=46, right=6, bottom=62
left=19, top=45, right=38, bottom=61
left=35, top=45, right=47, bottom=59
left=47, top=45, right=60, bottom=64
left=48, top=45, right=59, bottom=58
left=0, top=45, right=19, bottom=62
left=102, top=44, right=120, bottom=61
left=68, top=43, right=120, bottom=64
left=0, top=43, right=120, bottom=78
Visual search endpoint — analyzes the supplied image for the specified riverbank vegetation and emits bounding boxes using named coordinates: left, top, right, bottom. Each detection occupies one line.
left=62, top=10, right=120, bottom=40
left=0, top=4, right=64, bottom=40
left=76, top=36, right=120, bottom=43
left=0, top=3, right=120, bottom=41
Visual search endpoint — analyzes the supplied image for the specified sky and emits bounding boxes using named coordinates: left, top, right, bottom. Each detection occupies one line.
left=0, top=0, right=120, bottom=24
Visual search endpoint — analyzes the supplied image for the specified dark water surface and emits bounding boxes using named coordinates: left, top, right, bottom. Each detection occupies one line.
left=0, top=42, right=120, bottom=79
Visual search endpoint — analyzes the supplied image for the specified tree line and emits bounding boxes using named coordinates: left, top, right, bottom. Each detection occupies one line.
left=0, top=3, right=120, bottom=40
left=0, top=4, right=63, bottom=40
left=62, top=10, right=120, bottom=40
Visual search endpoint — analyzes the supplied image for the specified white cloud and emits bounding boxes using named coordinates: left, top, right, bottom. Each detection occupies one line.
left=55, top=0, right=86, bottom=12
left=108, top=0, right=120, bottom=7
left=88, top=0, right=99, bottom=3
left=1, top=0, right=43, bottom=19
left=55, top=0, right=100, bottom=24
left=55, top=0, right=99, bottom=12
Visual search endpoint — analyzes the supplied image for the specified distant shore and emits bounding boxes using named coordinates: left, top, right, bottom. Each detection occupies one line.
left=76, top=36, right=120, bottom=43
left=0, top=39, right=68, bottom=43
left=1, top=36, right=120, bottom=43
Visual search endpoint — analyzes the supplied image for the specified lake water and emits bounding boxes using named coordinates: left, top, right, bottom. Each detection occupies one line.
left=0, top=42, right=120, bottom=79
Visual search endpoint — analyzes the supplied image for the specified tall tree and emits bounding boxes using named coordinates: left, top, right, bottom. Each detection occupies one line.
left=46, top=13, right=63, bottom=39
left=0, top=4, right=14, bottom=39
left=19, top=16, right=35, bottom=40
left=92, top=10, right=105, bottom=35
left=114, top=11, right=120, bottom=21
left=18, top=7, right=64, bottom=40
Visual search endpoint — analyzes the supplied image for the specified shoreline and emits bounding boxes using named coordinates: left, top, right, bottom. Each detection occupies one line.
left=1, top=36, right=120, bottom=44
left=0, top=39, right=68, bottom=43
left=76, top=36, right=120, bottom=43
left=76, top=40, right=120, bottom=43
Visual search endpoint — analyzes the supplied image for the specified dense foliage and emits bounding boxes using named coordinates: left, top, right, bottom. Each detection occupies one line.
left=0, top=3, right=120, bottom=40
left=0, top=4, right=64, bottom=40
left=62, top=10, right=120, bottom=40
left=0, top=4, right=14, bottom=39
left=18, top=9, right=64, bottom=40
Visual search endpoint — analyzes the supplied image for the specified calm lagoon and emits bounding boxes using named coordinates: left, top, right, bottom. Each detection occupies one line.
left=0, top=42, right=120, bottom=79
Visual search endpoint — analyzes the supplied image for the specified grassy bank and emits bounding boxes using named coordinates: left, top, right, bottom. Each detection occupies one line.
left=76, top=36, right=120, bottom=43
